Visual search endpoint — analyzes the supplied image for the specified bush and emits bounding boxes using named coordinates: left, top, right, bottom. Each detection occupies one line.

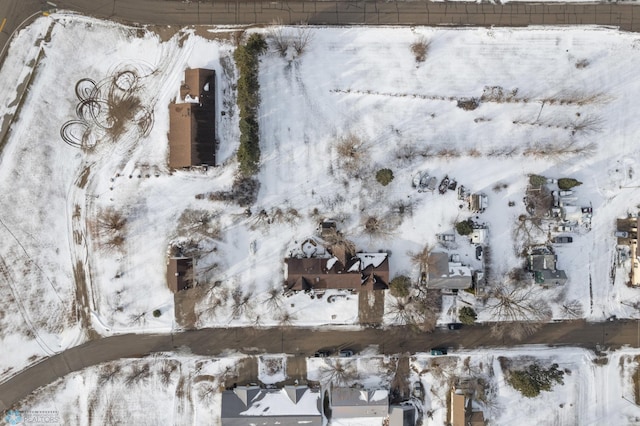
left=410, top=37, right=431, bottom=63
left=152, top=309, right=161, bottom=318
left=558, top=178, right=582, bottom=190
left=234, top=34, right=267, bottom=176
left=389, top=275, right=411, bottom=298
left=507, top=363, right=565, bottom=398
left=455, top=220, right=473, bottom=236
left=458, top=306, right=477, bottom=325
left=529, top=174, right=547, bottom=188
left=375, top=168, right=394, bottom=186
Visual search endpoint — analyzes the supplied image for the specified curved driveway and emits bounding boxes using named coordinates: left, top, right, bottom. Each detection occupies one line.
left=1, top=320, right=639, bottom=410
left=2, top=0, right=640, bottom=413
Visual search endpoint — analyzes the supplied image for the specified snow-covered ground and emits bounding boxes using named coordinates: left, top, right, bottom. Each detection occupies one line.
left=4, top=15, right=640, bottom=380
left=15, top=347, right=640, bottom=425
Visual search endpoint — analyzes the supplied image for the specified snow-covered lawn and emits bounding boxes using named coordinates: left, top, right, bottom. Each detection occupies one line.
left=4, top=14, right=640, bottom=380
left=16, top=348, right=640, bottom=425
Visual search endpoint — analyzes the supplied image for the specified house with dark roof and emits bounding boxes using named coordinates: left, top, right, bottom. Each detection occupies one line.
left=427, top=252, right=472, bottom=290
left=329, top=386, right=389, bottom=419
left=284, top=252, right=389, bottom=293
left=166, top=257, right=193, bottom=293
left=527, top=246, right=568, bottom=287
left=168, top=68, right=216, bottom=169
left=220, top=385, right=322, bottom=426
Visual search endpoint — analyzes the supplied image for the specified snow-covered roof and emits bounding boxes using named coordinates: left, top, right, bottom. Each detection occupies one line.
left=221, top=386, right=322, bottom=426
left=355, top=253, right=388, bottom=270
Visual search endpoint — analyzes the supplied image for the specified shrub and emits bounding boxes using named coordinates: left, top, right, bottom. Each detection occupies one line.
left=234, top=34, right=267, bottom=176
left=529, top=174, right=547, bottom=188
left=455, top=219, right=473, bottom=236
left=375, top=168, right=394, bottom=186
left=389, top=275, right=411, bottom=298
left=507, top=363, right=565, bottom=398
left=458, top=306, right=477, bottom=325
left=410, top=37, right=431, bottom=63
left=153, top=309, right=161, bottom=318
left=558, top=178, right=582, bottom=190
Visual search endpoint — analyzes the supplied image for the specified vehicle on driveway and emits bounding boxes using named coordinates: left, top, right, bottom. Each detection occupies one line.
left=553, top=236, right=573, bottom=243
left=412, top=382, right=424, bottom=399
left=430, top=348, right=447, bottom=355
left=475, top=245, right=483, bottom=260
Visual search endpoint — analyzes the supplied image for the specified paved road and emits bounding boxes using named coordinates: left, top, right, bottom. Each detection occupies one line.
left=1, top=319, right=639, bottom=410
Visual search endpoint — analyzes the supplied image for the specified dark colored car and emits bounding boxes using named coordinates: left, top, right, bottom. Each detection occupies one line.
left=430, top=348, right=447, bottom=356
left=553, top=236, right=573, bottom=243
left=447, top=323, right=462, bottom=330
left=314, top=350, right=331, bottom=357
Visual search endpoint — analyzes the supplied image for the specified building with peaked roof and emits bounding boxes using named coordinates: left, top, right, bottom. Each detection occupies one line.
left=168, top=68, right=216, bottom=168
left=427, top=252, right=472, bottom=290
left=389, top=404, right=416, bottom=426
left=284, top=252, right=389, bottom=293
left=527, top=247, right=568, bottom=286
left=450, top=391, right=466, bottom=426
left=329, top=386, right=389, bottom=418
left=220, top=385, right=322, bottom=426
left=166, top=257, right=193, bottom=293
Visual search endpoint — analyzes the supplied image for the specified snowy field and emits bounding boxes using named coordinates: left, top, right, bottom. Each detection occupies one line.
left=3, top=15, right=640, bottom=379
left=15, top=347, right=640, bottom=425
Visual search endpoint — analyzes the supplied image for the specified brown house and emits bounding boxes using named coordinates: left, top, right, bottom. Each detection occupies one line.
left=284, top=252, right=389, bottom=293
left=166, top=257, right=193, bottom=293
left=168, top=68, right=216, bottom=169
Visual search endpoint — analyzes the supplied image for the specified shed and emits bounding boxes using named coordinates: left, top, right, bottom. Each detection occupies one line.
left=166, top=257, right=193, bottom=293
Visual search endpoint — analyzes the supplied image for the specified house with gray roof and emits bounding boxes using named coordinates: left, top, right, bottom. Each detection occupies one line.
left=329, top=385, right=389, bottom=418
left=221, top=385, right=322, bottom=426
left=527, top=246, right=568, bottom=287
left=389, top=404, right=416, bottom=426
left=427, top=252, right=472, bottom=290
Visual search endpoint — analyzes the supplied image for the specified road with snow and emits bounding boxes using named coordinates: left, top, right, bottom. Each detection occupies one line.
left=1, top=319, right=639, bottom=410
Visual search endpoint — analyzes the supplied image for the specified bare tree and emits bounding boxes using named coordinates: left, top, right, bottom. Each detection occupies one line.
left=98, top=363, right=122, bottom=386
left=410, top=36, right=431, bottom=63
left=488, top=284, right=552, bottom=340
left=277, top=310, right=297, bottom=327
left=158, top=360, right=179, bottom=386
left=263, top=286, right=283, bottom=312
left=124, top=363, right=151, bottom=386
left=292, top=25, right=313, bottom=56
left=334, top=133, right=368, bottom=177
left=318, top=359, right=358, bottom=386
left=561, top=299, right=584, bottom=319
left=267, top=19, right=289, bottom=56
left=231, top=288, right=254, bottom=319
left=362, top=215, right=393, bottom=240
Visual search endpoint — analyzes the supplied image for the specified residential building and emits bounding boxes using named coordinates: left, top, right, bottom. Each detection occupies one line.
left=284, top=252, right=389, bottom=293
left=389, top=404, right=416, bottom=426
left=527, top=247, right=568, bottom=286
left=168, top=68, right=216, bottom=168
left=220, top=385, right=322, bottom=426
left=427, top=252, right=472, bottom=290
left=166, top=257, right=193, bottom=293
left=329, top=386, right=389, bottom=418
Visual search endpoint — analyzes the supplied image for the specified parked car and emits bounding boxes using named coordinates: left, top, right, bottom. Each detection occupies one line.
left=430, top=348, right=447, bottom=356
left=314, top=350, right=331, bottom=357
left=556, top=224, right=573, bottom=232
left=615, top=231, right=629, bottom=238
left=447, top=323, right=462, bottom=330
left=553, top=236, right=573, bottom=244
left=412, top=382, right=424, bottom=399
left=338, top=349, right=354, bottom=357
left=437, top=233, right=455, bottom=242
left=475, top=246, right=483, bottom=261
left=559, top=190, right=573, bottom=197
